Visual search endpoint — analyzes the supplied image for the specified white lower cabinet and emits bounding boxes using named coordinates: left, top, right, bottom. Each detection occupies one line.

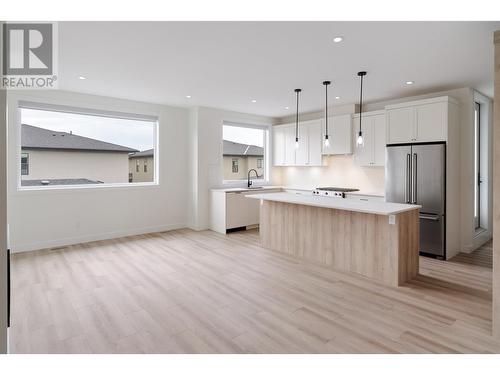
left=209, top=188, right=281, bottom=234
left=344, top=194, right=385, bottom=202
left=226, top=192, right=260, bottom=229
left=353, top=111, right=386, bottom=167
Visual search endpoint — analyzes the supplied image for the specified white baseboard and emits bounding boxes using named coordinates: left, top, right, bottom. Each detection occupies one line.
left=10, top=223, right=187, bottom=253
left=461, top=230, right=492, bottom=254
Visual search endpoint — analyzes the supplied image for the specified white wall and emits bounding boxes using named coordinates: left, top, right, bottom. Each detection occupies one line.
left=7, top=90, right=189, bottom=252
left=22, top=149, right=130, bottom=183
left=0, top=53, right=9, bottom=353
left=187, top=106, right=278, bottom=230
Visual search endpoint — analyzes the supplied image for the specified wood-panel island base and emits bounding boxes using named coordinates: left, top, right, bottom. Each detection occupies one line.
left=258, top=200, right=420, bottom=287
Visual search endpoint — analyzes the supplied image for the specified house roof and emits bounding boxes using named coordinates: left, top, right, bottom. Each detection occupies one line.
left=129, top=149, right=154, bottom=159
left=21, top=124, right=138, bottom=153
left=223, top=140, right=263, bottom=157
left=21, top=178, right=103, bottom=186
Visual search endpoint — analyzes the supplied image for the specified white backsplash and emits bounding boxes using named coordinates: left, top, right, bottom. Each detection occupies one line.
left=276, top=155, right=385, bottom=195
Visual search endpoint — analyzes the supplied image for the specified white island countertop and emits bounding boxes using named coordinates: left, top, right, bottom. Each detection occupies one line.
left=246, top=192, right=420, bottom=216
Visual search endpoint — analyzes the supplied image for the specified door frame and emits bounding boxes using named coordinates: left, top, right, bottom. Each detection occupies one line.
left=493, top=29, right=500, bottom=338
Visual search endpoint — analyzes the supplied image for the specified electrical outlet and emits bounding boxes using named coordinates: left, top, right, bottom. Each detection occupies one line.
left=388, top=215, right=396, bottom=225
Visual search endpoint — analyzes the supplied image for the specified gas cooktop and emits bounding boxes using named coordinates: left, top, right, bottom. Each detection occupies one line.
left=313, top=187, right=360, bottom=198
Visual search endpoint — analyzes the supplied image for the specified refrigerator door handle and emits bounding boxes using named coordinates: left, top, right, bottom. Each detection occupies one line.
left=405, top=153, right=411, bottom=203
left=419, top=214, right=440, bottom=221
left=412, top=153, right=418, bottom=204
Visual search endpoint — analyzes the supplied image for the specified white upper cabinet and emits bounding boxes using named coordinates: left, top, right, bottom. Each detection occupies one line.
left=386, top=107, right=414, bottom=143
left=415, top=102, right=447, bottom=142
left=352, top=114, right=373, bottom=166
left=372, top=114, right=386, bottom=166
left=283, top=125, right=296, bottom=165
left=272, top=120, right=323, bottom=167
left=272, top=125, right=286, bottom=166
left=353, top=111, right=386, bottom=167
left=386, top=96, right=454, bottom=144
left=308, top=120, right=323, bottom=166
left=321, top=114, right=352, bottom=155
left=295, top=123, right=309, bottom=166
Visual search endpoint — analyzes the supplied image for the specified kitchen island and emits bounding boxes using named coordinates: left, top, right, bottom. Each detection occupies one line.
left=246, top=192, right=421, bottom=287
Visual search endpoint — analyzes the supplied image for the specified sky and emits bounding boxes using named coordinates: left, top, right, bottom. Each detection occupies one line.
left=21, top=108, right=155, bottom=152
left=222, top=125, right=264, bottom=147
left=21, top=109, right=263, bottom=151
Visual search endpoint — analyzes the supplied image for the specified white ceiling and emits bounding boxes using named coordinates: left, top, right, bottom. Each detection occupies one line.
left=59, top=21, right=500, bottom=118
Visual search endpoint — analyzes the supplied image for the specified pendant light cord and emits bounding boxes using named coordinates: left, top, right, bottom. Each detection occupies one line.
left=358, top=72, right=366, bottom=134
left=295, top=89, right=301, bottom=142
left=325, top=83, right=328, bottom=137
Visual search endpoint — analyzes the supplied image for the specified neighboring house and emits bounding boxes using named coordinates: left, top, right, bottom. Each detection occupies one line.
left=21, top=124, right=138, bottom=186
left=223, top=140, right=264, bottom=180
left=128, top=149, right=155, bottom=182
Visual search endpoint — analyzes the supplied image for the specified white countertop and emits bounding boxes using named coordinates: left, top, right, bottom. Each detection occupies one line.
left=246, top=192, right=420, bottom=215
left=211, top=185, right=282, bottom=193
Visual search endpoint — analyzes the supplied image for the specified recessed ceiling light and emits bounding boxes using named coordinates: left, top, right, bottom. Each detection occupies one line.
left=186, top=95, right=191, bottom=98
left=251, top=99, right=257, bottom=103
left=285, top=106, right=290, bottom=110
left=335, top=96, right=340, bottom=100
left=333, top=36, right=343, bottom=43
left=78, top=76, right=86, bottom=80
left=405, top=81, right=414, bottom=85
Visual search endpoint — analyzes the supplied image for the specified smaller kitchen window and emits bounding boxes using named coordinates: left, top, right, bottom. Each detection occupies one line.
left=232, top=158, right=239, bottom=173
left=21, top=152, right=29, bottom=175
left=144, top=160, right=148, bottom=173
left=257, top=158, right=263, bottom=169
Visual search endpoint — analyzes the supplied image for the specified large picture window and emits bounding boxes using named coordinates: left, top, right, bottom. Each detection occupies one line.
left=222, top=123, right=268, bottom=183
left=19, top=103, right=158, bottom=188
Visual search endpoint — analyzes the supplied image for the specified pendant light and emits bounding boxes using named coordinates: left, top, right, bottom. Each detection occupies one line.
left=323, top=81, right=331, bottom=147
left=356, top=71, right=367, bottom=147
left=294, top=88, right=301, bottom=149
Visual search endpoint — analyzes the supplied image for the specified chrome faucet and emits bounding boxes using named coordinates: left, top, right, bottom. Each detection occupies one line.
left=247, top=169, right=259, bottom=188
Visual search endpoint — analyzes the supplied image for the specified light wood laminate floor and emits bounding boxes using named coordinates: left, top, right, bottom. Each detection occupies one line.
left=450, top=240, right=493, bottom=268
left=10, top=229, right=499, bottom=353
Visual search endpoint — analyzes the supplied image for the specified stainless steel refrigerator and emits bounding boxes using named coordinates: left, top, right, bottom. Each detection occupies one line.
left=385, top=142, right=446, bottom=259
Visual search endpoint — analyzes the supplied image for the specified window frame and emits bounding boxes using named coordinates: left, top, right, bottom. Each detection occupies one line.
left=222, top=121, right=270, bottom=186
left=15, top=100, right=160, bottom=192
left=474, top=101, right=481, bottom=230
